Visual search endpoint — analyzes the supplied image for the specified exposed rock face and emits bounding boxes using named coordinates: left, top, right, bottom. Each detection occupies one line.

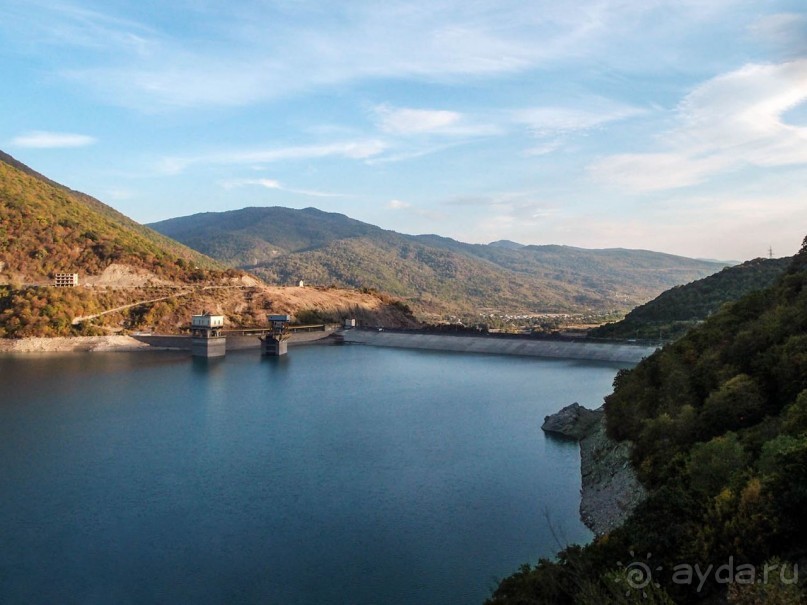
left=541, top=402, right=603, bottom=440
left=579, top=418, right=647, bottom=535
left=542, top=403, right=647, bottom=536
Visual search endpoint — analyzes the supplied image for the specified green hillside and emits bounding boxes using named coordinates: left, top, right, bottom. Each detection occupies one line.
left=149, top=207, right=728, bottom=316
left=149, top=206, right=381, bottom=266
left=0, top=151, right=222, bottom=283
left=488, top=237, right=807, bottom=604
left=590, top=257, right=791, bottom=340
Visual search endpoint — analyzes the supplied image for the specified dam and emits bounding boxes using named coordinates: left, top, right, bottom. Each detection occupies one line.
left=340, top=330, right=658, bottom=364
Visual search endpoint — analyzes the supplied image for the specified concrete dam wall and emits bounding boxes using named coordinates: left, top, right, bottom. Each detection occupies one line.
left=341, top=331, right=658, bottom=364
left=133, top=331, right=332, bottom=351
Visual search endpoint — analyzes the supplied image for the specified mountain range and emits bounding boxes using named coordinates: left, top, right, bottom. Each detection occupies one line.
left=150, top=206, right=729, bottom=317
left=0, top=152, right=416, bottom=336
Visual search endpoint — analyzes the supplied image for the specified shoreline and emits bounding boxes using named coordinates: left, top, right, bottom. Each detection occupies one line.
left=542, top=404, right=647, bottom=536
left=0, top=331, right=336, bottom=354
left=0, top=330, right=658, bottom=362
left=341, top=329, right=657, bottom=363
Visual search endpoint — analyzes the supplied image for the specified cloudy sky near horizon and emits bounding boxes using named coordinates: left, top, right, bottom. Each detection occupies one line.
left=1, top=0, right=806, bottom=260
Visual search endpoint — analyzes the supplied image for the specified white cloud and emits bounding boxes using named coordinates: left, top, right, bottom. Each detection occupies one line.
left=364, top=141, right=467, bottom=165
left=10, top=130, right=97, bottom=149
left=588, top=153, right=732, bottom=192
left=387, top=199, right=411, bottom=209
left=590, top=59, right=807, bottom=191
left=442, top=191, right=560, bottom=236
left=374, top=105, right=499, bottom=136
left=512, top=103, right=645, bottom=137
left=221, top=178, right=282, bottom=190
left=3, top=0, right=751, bottom=110
left=376, top=106, right=460, bottom=135
left=162, top=140, right=387, bottom=174
left=220, top=178, right=346, bottom=198
left=524, top=140, right=563, bottom=156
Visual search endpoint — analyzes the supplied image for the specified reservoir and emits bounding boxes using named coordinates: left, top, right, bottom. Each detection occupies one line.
left=0, top=345, right=626, bottom=604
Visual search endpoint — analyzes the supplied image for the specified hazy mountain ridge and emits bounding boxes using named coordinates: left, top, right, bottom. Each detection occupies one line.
left=150, top=206, right=728, bottom=316
left=590, top=256, right=791, bottom=340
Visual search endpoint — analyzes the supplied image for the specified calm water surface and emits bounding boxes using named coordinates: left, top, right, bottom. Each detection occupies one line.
left=0, top=345, right=626, bottom=604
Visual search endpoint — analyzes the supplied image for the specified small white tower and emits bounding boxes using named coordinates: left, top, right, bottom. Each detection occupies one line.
left=190, top=312, right=226, bottom=357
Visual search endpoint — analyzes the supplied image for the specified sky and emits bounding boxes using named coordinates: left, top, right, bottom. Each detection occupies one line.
left=1, top=0, right=806, bottom=261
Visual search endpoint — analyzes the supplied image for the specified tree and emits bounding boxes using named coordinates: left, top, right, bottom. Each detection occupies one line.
left=688, top=432, right=748, bottom=496
left=700, top=375, right=766, bottom=439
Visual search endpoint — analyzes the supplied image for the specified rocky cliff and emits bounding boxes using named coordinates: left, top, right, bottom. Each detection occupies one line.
left=542, top=403, right=646, bottom=535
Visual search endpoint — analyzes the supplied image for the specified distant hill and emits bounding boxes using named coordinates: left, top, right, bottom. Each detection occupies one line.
left=589, top=257, right=791, bottom=340
left=0, top=153, right=415, bottom=337
left=150, top=206, right=729, bottom=316
left=488, top=239, right=525, bottom=250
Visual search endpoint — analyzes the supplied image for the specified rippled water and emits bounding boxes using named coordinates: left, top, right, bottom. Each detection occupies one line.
left=0, top=345, right=626, bottom=604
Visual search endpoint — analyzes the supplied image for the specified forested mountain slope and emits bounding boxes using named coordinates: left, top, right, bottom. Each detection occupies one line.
left=488, top=237, right=807, bottom=604
left=590, top=257, right=791, bottom=340
left=0, top=151, right=221, bottom=284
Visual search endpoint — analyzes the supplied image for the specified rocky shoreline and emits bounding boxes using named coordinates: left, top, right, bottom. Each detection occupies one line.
left=0, top=335, right=153, bottom=353
left=0, top=331, right=337, bottom=354
left=542, top=403, right=647, bottom=536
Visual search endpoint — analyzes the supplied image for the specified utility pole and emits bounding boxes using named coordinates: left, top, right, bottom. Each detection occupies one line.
left=769, top=246, right=773, bottom=259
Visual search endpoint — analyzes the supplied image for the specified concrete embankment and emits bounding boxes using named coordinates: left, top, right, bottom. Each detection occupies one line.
left=341, top=330, right=657, bottom=363
left=133, top=330, right=335, bottom=351
left=0, top=330, right=336, bottom=354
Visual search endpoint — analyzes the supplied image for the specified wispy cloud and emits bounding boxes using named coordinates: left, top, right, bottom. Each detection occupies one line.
left=161, top=140, right=387, bottom=174
left=512, top=103, right=645, bottom=137
left=3, top=0, right=158, bottom=55
left=588, top=153, right=733, bottom=192
left=2, top=0, right=746, bottom=110
left=364, top=141, right=467, bottom=165
left=387, top=199, right=411, bottom=209
left=590, top=59, right=807, bottom=192
left=443, top=191, right=560, bottom=226
left=221, top=178, right=347, bottom=198
left=374, top=105, right=500, bottom=136
left=10, top=130, right=97, bottom=149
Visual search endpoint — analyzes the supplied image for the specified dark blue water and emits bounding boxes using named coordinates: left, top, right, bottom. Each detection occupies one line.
left=0, top=345, right=625, bottom=604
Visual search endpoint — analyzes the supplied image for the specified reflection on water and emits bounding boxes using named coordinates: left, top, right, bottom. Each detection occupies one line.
left=0, top=346, right=626, bottom=604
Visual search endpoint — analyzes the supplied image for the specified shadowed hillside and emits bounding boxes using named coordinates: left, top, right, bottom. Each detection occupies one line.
left=488, top=237, right=807, bottom=604
left=590, top=256, right=791, bottom=340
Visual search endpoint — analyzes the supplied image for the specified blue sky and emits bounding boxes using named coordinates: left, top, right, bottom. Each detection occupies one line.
left=1, top=0, right=806, bottom=260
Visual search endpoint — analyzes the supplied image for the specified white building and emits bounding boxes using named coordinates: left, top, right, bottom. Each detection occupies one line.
left=54, top=273, right=78, bottom=287
left=191, top=313, right=225, bottom=329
